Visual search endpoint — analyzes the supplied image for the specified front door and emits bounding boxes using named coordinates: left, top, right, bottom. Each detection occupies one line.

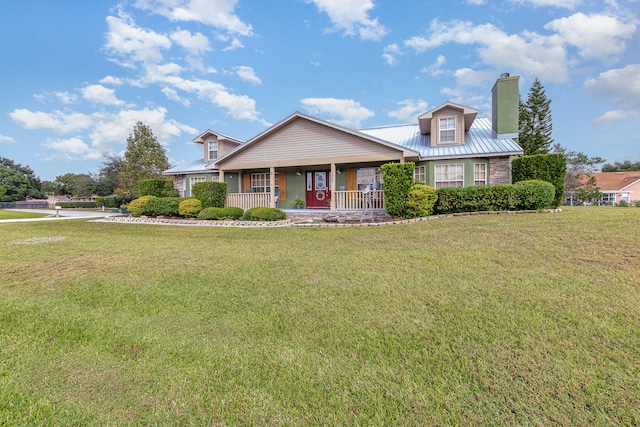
left=306, top=171, right=331, bottom=209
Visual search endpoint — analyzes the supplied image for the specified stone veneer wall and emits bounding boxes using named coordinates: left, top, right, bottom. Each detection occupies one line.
left=489, top=157, right=510, bottom=185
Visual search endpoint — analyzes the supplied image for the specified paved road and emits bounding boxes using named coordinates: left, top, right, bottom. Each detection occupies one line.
left=0, top=208, right=114, bottom=223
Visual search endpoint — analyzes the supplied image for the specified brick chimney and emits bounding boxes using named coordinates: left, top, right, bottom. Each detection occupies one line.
left=491, top=73, right=520, bottom=139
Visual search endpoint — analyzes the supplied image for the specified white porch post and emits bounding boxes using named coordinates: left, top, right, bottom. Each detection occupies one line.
left=270, top=166, right=276, bottom=208
left=330, top=163, right=336, bottom=210
left=399, top=157, right=405, bottom=164
left=219, top=170, right=224, bottom=183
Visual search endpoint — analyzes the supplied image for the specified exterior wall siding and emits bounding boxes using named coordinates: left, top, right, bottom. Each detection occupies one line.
left=430, top=108, right=464, bottom=147
left=219, top=118, right=403, bottom=168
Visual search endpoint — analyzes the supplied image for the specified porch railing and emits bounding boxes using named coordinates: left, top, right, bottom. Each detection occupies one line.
left=334, top=190, right=385, bottom=210
left=226, top=192, right=273, bottom=210
left=226, top=190, right=386, bottom=211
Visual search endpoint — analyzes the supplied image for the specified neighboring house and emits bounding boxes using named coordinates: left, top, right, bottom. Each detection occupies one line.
left=46, top=195, right=71, bottom=208
left=164, top=74, right=524, bottom=211
left=580, top=172, right=640, bottom=205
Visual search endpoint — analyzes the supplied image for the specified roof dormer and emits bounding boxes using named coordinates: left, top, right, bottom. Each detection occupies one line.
left=418, top=102, right=478, bottom=147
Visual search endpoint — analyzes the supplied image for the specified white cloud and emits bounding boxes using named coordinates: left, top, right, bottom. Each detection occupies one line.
left=54, top=91, right=78, bottom=104
left=510, top=0, right=582, bottom=8
left=453, top=68, right=496, bottom=86
left=99, top=76, right=124, bottom=86
left=388, top=99, right=429, bottom=122
left=301, top=97, right=374, bottom=128
left=383, top=43, right=402, bottom=66
left=235, top=66, right=262, bottom=85
left=42, top=137, right=102, bottom=160
left=405, top=19, right=569, bottom=83
left=307, top=0, right=388, bottom=41
left=104, top=11, right=171, bottom=66
left=544, top=12, right=636, bottom=61
left=81, top=84, right=126, bottom=106
left=420, top=55, right=446, bottom=76
left=170, top=29, right=211, bottom=56
left=0, top=134, right=16, bottom=144
left=10, top=106, right=198, bottom=157
left=133, top=0, right=253, bottom=36
left=585, top=63, right=640, bottom=124
left=467, top=0, right=486, bottom=4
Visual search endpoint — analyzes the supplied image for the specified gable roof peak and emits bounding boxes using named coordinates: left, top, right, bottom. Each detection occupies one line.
left=418, top=102, right=479, bottom=135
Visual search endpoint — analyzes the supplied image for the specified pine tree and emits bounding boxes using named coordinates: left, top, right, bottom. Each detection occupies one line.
left=519, top=78, right=553, bottom=155
left=118, top=122, right=170, bottom=198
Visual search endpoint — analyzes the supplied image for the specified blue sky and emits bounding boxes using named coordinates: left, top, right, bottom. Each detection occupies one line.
left=1, top=0, right=639, bottom=181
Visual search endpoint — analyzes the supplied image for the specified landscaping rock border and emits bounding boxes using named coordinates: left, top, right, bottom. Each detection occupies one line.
left=100, top=209, right=562, bottom=228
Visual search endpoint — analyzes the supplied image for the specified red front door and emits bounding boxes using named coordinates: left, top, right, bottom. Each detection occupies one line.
left=306, top=171, right=331, bottom=209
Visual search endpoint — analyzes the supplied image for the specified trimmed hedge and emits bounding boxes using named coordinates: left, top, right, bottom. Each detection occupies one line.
left=434, top=181, right=556, bottom=214
left=95, top=196, right=122, bottom=208
left=241, top=207, right=286, bottom=221
left=57, top=202, right=97, bottom=209
left=127, top=195, right=156, bottom=216
left=512, top=154, right=566, bottom=208
left=405, top=184, right=438, bottom=218
left=144, top=197, right=182, bottom=216
left=138, top=179, right=179, bottom=197
left=381, top=162, right=415, bottom=218
left=179, top=198, right=203, bottom=218
left=192, top=181, right=227, bottom=209
left=514, top=180, right=555, bottom=210
left=198, top=206, right=245, bottom=220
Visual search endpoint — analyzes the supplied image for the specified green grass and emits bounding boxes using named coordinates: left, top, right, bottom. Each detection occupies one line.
left=0, top=209, right=50, bottom=220
left=0, top=207, right=639, bottom=425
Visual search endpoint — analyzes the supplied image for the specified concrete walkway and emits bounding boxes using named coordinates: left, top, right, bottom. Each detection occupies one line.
left=0, top=209, right=114, bottom=223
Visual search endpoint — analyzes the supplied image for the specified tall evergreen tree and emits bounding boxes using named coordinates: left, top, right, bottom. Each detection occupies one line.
left=118, top=122, right=170, bottom=198
left=519, top=78, right=553, bottom=155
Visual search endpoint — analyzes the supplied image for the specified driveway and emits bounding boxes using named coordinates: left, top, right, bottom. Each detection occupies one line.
left=1, top=208, right=114, bottom=223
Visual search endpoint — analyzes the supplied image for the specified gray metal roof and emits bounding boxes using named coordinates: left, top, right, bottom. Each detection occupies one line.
left=163, top=158, right=216, bottom=175
left=359, top=117, right=523, bottom=159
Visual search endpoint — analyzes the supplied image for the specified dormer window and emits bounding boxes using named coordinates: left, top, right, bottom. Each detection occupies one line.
left=208, top=140, right=218, bottom=161
left=439, top=117, right=456, bottom=143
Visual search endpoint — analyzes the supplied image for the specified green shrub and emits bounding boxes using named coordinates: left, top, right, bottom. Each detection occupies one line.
left=512, top=154, right=566, bottom=208
left=198, top=206, right=245, bottom=220
left=381, top=162, right=415, bottom=217
left=241, top=207, right=286, bottom=221
left=434, top=185, right=519, bottom=214
left=635, top=201, right=640, bottom=208
left=514, top=180, right=556, bottom=210
left=618, top=200, right=630, bottom=207
left=95, top=196, right=122, bottom=208
left=138, top=179, right=178, bottom=197
left=127, top=195, right=156, bottom=216
left=179, top=198, right=203, bottom=218
left=144, top=197, right=182, bottom=216
left=405, top=184, right=438, bottom=218
left=57, top=201, right=97, bottom=209
left=192, top=181, right=227, bottom=208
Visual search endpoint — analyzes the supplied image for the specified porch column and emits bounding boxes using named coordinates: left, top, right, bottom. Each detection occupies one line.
left=330, top=163, right=336, bottom=210
left=399, top=157, right=405, bottom=164
left=219, top=170, right=224, bottom=183
left=270, top=166, right=276, bottom=208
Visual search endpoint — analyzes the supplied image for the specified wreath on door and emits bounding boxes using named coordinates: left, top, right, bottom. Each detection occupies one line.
left=315, top=191, right=325, bottom=201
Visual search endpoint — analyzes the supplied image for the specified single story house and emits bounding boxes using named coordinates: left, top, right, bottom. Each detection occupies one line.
left=581, top=172, right=640, bottom=205
left=164, top=74, right=524, bottom=211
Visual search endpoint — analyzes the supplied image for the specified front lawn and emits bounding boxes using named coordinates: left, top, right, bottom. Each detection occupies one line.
left=0, top=207, right=638, bottom=425
left=0, top=209, right=50, bottom=220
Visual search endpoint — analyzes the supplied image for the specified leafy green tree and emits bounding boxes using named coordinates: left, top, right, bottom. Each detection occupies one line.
left=552, top=143, right=605, bottom=204
left=94, top=153, right=124, bottom=196
left=0, top=166, right=42, bottom=201
left=601, top=160, right=640, bottom=172
left=576, top=176, right=602, bottom=205
left=519, top=78, right=553, bottom=155
left=0, top=185, right=6, bottom=199
left=118, top=122, right=170, bottom=198
left=53, top=173, right=96, bottom=198
left=0, top=157, right=43, bottom=198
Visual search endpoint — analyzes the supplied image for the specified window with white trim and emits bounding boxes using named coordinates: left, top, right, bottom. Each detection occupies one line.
left=435, top=164, right=464, bottom=188
left=251, top=173, right=279, bottom=193
left=414, top=165, right=426, bottom=183
left=474, top=163, right=487, bottom=186
left=439, top=117, right=456, bottom=143
left=208, top=140, right=218, bottom=161
left=357, top=167, right=382, bottom=190
left=601, top=193, right=616, bottom=205
left=190, top=176, right=206, bottom=193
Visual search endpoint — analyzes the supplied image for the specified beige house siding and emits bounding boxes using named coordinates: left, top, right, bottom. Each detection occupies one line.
left=431, top=108, right=464, bottom=147
left=201, top=136, right=239, bottom=162
left=218, top=117, right=404, bottom=169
